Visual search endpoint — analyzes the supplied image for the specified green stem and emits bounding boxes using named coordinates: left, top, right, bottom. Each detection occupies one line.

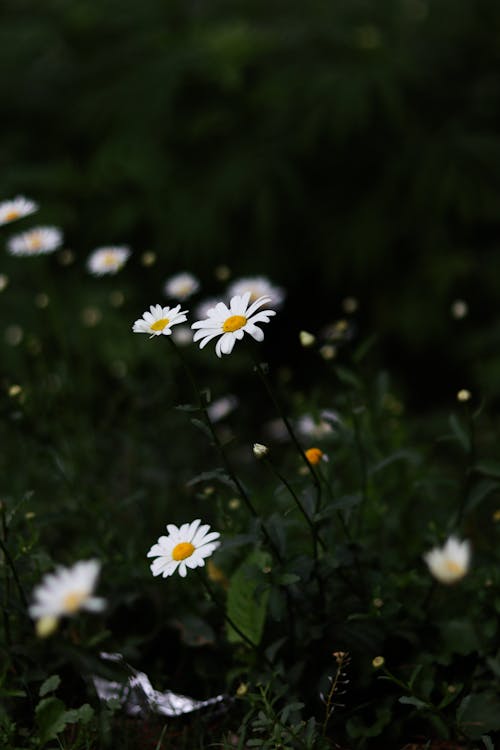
left=252, top=356, right=322, bottom=513
left=0, top=537, right=28, bottom=610
left=168, top=339, right=283, bottom=562
left=263, top=456, right=325, bottom=556
left=351, top=404, right=368, bottom=534
left=456, top=400, right=475, bottom=528
left=197, top=571, right=274, bottom=668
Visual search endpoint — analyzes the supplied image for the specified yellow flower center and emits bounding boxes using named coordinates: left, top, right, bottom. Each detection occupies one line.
left=151, top=318, right=170, bottom=332
left=172, top=541, right=195, bottom=561
left=444, top=559, right=463, bottom=575
left=223, top=315, right=247, bottom=333
left=5, top=210, right=20, bottom=222
left=103, top=253, right=118, bottom=267
left=305, top=447, right=324, bottom=465
left=63, top=590, right=87, bottom=613
left=27, top=234, right=42, bottom=250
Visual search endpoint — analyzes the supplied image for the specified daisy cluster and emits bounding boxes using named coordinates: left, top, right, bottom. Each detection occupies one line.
left=132, top=290, right=276, bottom=357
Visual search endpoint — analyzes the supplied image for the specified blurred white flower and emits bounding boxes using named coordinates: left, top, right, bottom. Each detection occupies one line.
left=227, top=276, right=285, bottom=307
left=195, top=298, right=221, bottom=320
left=164, top=272, right=200, bottom=301
left=147, top=519, right=220, bottom=578
left=424, top=536, right=471, bottom=584
left=171, top=324, right=193, bottom=347
left=7, top=226, right=63, bottom=256
left=192, top=292, right=275, bottom=357
left=29, top=560, right=105, bottom=625
left=207, top=394, right=239, bottom=422
left=0, top=196, right=38, bottom=226
left=297, top=411, right=339, bottom=439
left=132, top=304, right=188, bottom=338
left=87, top=246, right=130, bottom=275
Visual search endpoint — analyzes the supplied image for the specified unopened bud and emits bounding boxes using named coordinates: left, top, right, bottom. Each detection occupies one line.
left=299, top=330, right=316, bottom=348
left=253, top=443, right=269, bottom=459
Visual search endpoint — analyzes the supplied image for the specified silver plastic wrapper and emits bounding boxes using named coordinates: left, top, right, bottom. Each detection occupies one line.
left=92, top=652, right=226, bottom=718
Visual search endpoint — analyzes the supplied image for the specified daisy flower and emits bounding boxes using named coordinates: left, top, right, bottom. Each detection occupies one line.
left=191, top=292, right=276, bottom=357
left=227, top=276, right=285, bottom=308
left=132, top=303, right=188, bottom=338
left=0, top=196, right=38, bottom=226
left=147, top=519, right=221, bottom=578
left=29, top=560, right=105, bottom=624
left=423, top=536, right=471, bottom=584
left=87, top=246, right=130, bottom=276
left=7, top=226, right=63, bottom=256
left=164, top=272, right=200, bottom=301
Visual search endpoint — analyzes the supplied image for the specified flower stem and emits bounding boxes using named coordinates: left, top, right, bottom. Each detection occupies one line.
left=168, top=339, right=283, bottom=562
left=197, top=571, right=274, bottom=668
left=252, top=356, right=322, bottom=513
left=262, top=455, right=325, bottom=557
left=0, top=537, right=28, bottom=610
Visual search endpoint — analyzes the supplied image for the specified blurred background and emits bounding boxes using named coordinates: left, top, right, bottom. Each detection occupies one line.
left=2, top=0, right=500, bottom=406
left=3, top=0, right=500, bottom=715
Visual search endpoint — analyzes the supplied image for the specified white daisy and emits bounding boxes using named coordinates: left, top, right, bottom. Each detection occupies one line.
left=191, top=292, right=276, bottom=357
left=29, top=560, right=105, bottom=622
left=87, top=246, right=130, bottom=276
left=0, top=196, right=38, bottom=226
left=164, top=272, right=200, bottom=301
left=7, top=226, right=63, bottom=256
left=147, top=519, right=221, bottom=578
left=424, top=536, right=471, bottom=584
left=227, top=276, right=285, bottom=308
left=132, top=303, right=188, bottom=338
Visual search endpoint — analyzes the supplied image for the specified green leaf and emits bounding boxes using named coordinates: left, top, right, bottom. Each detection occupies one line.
left=187, top=468, right=236, bottom=491
left=315, top=493, right=362, bottom=520
left=39, top=675, right=61, bottom=697
left=482, top=735, right=495, bottom=750
left=174, top=403, right=200, bottom=412
left=398, top=695, right=427, bottom=710
left=439, top=619, right=479, bottom=657
left=465, top=479, right=500, bottom=514
left=275, top=573, right=300, bottom=585
left=226, top=550, right=270, bottom=647
left=457, top=693, right=500, bottom=739
left=448, top=414, right=470, bottom=452
left=35, top=697, right=70, bottom=745
left=334, top=366, right=363, bottom=390
left=190, top=417, right=213, bottom=441
left=475, top=459, right=500, bottom=479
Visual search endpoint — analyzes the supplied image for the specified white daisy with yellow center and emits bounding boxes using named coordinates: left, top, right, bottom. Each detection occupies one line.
left=132, top=303, right=188, bottom=338
left=164, top=272, right=200, bottom=301
left=147, top=519, right=221, bottom=578
left=191, top=292, right=276, bottom=357
left=29, top=560, right=105, bottom=629
left=87, top=246, right=131, bottom=276
left=424, top=536, right=471, bottom=584
left=0, top=196, right=38, bottom=226
left=227, top=276, right=285, bottom=308
left=7, top=226, right=63, bottom=256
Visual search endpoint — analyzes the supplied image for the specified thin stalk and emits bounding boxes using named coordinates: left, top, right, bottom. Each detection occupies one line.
left=351, top=404, right=368, bottom=534
left=320, top=472, right=368, bottom=601
left=252, top=356, right=322, bottom=513
left=168, top=339, right=283, bottom=562
left=0, top=537, right=28, bottom=609
left=456, top=399, right=476, bottom=528
left=197, top=571, right=274, bottom=668
left=262, top=455, right=325, bottom=556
